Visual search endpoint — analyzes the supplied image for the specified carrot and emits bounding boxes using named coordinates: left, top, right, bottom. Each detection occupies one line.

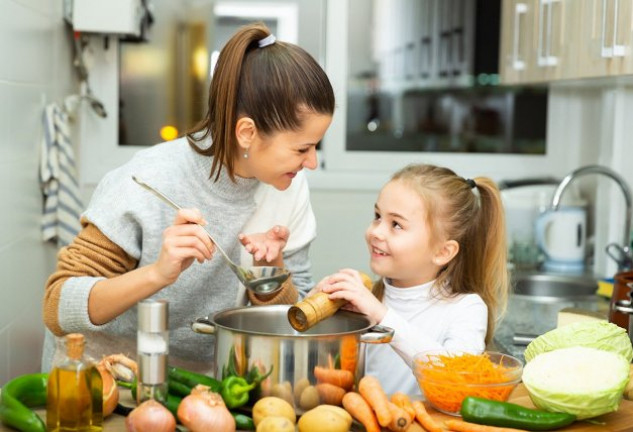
left=342, top=391, right=381, bottom=432
left=391, top=392, right=416, bottom=419
left=412, top=400, right=443, bottom=432
left=445, top=419, right=528, bottom=432
left=315, top=382, right=346, bottom=406
left=413, top=352, right=518, bottom=414
left=339, top=335, right=359, bottom=374
left=358, top=375, right=392, bottom=427
left=314, top=365, right=355, bottom=391
left=387, top=401, right=412, bottom=431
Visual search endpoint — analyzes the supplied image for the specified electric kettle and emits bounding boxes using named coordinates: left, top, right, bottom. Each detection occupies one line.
left=535, top=206, right=587, bottom=272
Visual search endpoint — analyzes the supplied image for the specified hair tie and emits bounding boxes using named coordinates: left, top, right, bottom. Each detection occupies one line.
left=258, top=34, right=276, bottom=48
left=466, top=178, right=476, bottom=189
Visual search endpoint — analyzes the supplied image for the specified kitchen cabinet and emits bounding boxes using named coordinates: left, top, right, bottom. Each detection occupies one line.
left=500, top=0, right=576, bottom=84
left=500, top=0, right=633, bottom=83
left=375, top=0, right=478, bottom=91
left=576, top=0, right=633, bottom=78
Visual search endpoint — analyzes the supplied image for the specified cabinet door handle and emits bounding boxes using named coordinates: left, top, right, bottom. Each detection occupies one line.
left=602, top=0, right=626, bottom=57
left=513, top=3, right=528, bottom=70
left=613, top=0, right=626, bottom=56
left=419, top=0, right=432, bottom=79
left=538, top=0, right=559, bottom=67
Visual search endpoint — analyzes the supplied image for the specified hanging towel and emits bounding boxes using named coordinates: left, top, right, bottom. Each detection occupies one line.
left=39, top=103, right=84, bottom=246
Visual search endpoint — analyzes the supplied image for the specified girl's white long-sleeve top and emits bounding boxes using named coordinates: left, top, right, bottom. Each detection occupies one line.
left=365, top=278, right=488, bottom=396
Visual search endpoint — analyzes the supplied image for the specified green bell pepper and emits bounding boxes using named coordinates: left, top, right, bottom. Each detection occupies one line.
left=0, top=373, right=48, bottom=432
left=460, top=396, right=577, bottom=431
left=220, top=376, right=256, bottom=409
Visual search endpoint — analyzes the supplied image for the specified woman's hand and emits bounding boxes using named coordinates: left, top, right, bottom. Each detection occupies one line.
left=239, top=225, right=289, bottom=265
left=320, top=268, right=386, bottom=323
left=150, top=208, right=215, bottom=286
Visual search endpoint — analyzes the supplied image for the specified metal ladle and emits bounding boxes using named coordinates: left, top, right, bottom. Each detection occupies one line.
left=132, top=176, right=290, bottom=295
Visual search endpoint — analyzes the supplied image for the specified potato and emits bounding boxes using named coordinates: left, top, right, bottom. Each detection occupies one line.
left=252, top=396, right=296, bottom=427
left=312, top=404, right=352, bottom=424
left=298, top=405, right=352, bottom=432
left=299, top=385, right=319, bottom=410
left=271, top=381, right=294, bottom=406
left=293, top=377, right=310, bottom=403
left=256, top=416, right=295, bottom=432
left=405, top=421, right=426, bottom=432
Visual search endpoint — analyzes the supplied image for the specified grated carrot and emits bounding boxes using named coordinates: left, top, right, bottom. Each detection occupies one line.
left=413, top=352, right=519, bottom=414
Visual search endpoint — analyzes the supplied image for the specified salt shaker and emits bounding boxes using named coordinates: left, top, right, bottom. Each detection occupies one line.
left=137, top=299, right=169, bottom=405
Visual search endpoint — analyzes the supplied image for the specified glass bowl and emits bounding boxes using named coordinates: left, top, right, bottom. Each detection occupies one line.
left=412, top=350, right=523, bottom=416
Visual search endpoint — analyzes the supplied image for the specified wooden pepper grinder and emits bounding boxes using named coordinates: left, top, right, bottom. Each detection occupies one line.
left=288, top=273, right=373, bottom=332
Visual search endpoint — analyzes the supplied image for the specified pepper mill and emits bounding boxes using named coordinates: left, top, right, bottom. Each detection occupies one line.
left=610, top=271, right=633, bottom=330
left=288, top=293, right=347, bottom=332
left=288, top=273, right=374, bottom=332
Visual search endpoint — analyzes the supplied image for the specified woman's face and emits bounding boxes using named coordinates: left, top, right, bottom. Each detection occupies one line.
left=365, top=180, right=443, bottom=287
left=236, top=112, right=332, bottom=190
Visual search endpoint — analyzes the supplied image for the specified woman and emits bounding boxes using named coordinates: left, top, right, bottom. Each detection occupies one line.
left=42, top=22, right=335, bottom=373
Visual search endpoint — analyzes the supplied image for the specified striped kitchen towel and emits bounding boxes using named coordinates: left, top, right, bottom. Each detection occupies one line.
left=39, top=103, right=84, bottom=246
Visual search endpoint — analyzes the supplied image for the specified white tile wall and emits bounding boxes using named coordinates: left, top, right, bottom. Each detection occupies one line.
left=0, top=0, right=76, bottom=384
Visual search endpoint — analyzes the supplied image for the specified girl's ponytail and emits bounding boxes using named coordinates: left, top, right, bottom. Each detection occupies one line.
left=470, top=178, right=509, bottom=343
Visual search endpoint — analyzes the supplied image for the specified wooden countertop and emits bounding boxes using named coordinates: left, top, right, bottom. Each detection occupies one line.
left=2, top=384, right=633, bottom=431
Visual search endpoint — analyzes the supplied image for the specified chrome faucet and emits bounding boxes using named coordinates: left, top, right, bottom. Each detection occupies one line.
left=551, top=165, right=633, bottom=271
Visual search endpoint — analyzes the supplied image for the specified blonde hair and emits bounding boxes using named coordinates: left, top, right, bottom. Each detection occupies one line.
left=187, top=22, right=335, bottom=181
left=372, top=164, right=509, bottom=345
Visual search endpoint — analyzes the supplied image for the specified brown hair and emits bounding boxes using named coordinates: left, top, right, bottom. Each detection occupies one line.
left=187, top=22, right=335, bottom=181
left=372, top=164, right=509, bottom=345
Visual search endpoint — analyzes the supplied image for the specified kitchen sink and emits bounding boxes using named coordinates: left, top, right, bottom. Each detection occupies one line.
left=495, top=272, right=602, bottom=354
left=512, top=272, right=598, bottom=300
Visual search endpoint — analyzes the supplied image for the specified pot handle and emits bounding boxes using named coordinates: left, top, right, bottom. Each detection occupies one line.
left=190, top=316, right=216, bottom=335
left=360, top=324, right=394, bottom=344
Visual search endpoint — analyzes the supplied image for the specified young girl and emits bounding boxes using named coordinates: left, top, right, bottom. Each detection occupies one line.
left=41, top=22, right=335, bottom=373
left=315, top=164, right=509, bottom=395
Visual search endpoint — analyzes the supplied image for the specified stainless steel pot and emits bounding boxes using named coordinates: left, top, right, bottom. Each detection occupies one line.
left=191, top=305, right=393, bottom=412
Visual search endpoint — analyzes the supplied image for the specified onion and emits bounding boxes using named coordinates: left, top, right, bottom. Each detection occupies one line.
left=177, top=385, right=236, bottom=432
left=96, top=361, right=119, bottom=417
left=126, top=399, right=176, bottom=432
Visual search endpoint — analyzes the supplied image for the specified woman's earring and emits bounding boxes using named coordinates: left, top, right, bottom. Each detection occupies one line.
left=243, top=150, right=249, bottom=159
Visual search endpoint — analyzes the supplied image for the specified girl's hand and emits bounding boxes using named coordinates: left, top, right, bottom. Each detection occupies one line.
left=239, top=225, right=289, bottom=265
left=306, top=275, right=331, bottom=297
left=151, top=208, right=215, bottom=286
left=321, top=268, right=387, bottom=323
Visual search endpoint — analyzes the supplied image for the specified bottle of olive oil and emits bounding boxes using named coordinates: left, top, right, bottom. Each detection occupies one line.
left=47, top=333, right=103, bottom=431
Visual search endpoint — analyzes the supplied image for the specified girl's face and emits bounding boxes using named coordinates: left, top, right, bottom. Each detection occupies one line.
left=236, top=112, right=332, bottom=190
left=365, top=180, right=444, bottom=288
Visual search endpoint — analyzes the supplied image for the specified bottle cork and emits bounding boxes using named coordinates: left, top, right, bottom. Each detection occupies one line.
left=288, top=293, right=347, bottom=332
left=65, top=333, right=85, bottom=360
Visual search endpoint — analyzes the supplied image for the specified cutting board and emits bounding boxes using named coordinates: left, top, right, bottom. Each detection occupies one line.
left=426, top=385, right=633, bottom=432
left=2, top=384, right=633, bottom=431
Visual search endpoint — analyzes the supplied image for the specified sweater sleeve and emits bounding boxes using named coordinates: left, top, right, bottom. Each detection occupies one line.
left=380, top=296, right=488, bottom=367
left=43, top=219, right=138, bottom=336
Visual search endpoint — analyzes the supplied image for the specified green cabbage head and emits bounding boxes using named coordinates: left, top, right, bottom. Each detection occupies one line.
left=523, top=346, right=630, bottom=419
left=524, top=321, right=633, bottom=363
